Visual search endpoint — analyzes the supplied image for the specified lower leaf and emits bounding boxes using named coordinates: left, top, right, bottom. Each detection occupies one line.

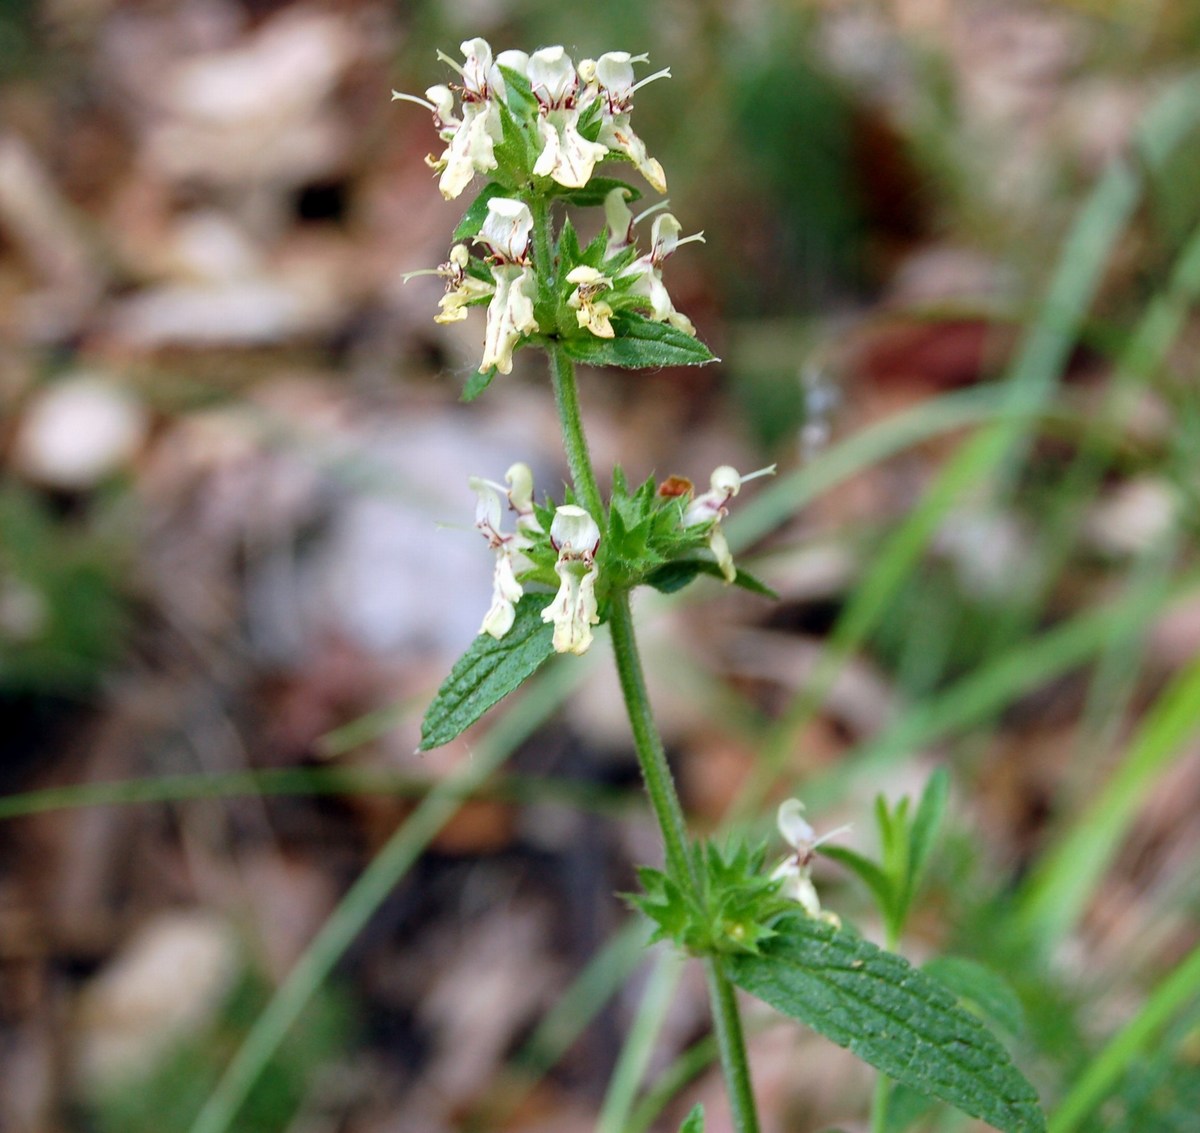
left=419, top=594, right=555, bottom=750
left=725, top=916, right=1045, bottom=1133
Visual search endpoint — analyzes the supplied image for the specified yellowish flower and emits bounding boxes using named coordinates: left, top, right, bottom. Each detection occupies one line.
left=566, top=266, right=616, bottom=338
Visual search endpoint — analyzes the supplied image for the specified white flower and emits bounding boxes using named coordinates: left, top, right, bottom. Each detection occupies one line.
left=581, top=51, right=670, bottom=192
left=393, top=39, right=504, bottom=200
left=526, top=47, right=608, bottom=189
left=434, top=244, right=493, bottom=324
left=473, top=199, right=539, bottom=373
left=566, top=266, right=616, bottom=338
left=603, top=186, right=636, bottom=258
left=505, top=461, right=543, bottom=534
left=475, top=197, right=534, bottom=264
left=619, top=213, right=704, bottom=335
left=541, top=505, right=601, bottom=655
left=682, top=464, right=775, bottom=582
left=481, top=264, right=538, bottom=374
left=470, top=468, right=539, bottom=639
left=771, top=799, right=848, bottom=926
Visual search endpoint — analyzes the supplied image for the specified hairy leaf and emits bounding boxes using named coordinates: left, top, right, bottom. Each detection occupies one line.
left=419, top=595, right=555, bottom=750
left=923, top=955, right=1026, bottom=1038
left=726, top=916, right=1045, bottom=1133
left=562, top=313, right=717, bottom=369
left=645, top=559, right=777, bottom=599
left=461, top=365, right=498, bottom=403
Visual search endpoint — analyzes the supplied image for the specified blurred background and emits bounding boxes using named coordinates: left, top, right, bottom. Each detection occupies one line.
left=2, top=1, right=1199, bottom=1131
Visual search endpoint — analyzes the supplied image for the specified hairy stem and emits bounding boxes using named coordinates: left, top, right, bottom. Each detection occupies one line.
left=541, top=258, right=760, bottom=1133
left=609, top=591, right=761, bottom=1133
left=706, top=959, right=763, bottom=1133
left=608, top=590, right=693, bottom=885
left=548, top=343, right=604, bottom=521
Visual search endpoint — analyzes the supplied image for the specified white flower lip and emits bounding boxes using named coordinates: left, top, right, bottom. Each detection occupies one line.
left=549, top=505, right=601, bottom=557
left=480, top=263, right=538, bottom=375
left=476, top=198, right=534, bottom=263
left=541, top=504, right=602, bottom=655
left=528, top=46, right=577, bottom=107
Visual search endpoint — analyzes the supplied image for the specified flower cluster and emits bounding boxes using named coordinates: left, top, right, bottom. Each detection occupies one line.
left=394, top=39, right=668, bottom=200
left=396, top=39, right=704, bottom=377
left=771, top=799, right=848, bottom=927
left=471, top=465, right=601, bottom=656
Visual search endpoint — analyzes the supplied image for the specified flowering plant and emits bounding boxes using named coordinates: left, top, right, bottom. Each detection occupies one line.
left=399, top=38, right=1044, bottom=1133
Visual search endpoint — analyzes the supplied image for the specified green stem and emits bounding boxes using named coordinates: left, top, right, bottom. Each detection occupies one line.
left=533, top=216, right=759, bottom=1131
left=705, top=959, right=763, bottom=1133
left=870, top=926, right=901, bottom=1133
left=529, top=192, right=556, bottom=304
left=608, top=590, right=693, bottom=885
left=871, top=1072, right=891, bottom=1133
left=548, top=342, right=604, bottom=521
left=609, top=591, right=760, bottom=1133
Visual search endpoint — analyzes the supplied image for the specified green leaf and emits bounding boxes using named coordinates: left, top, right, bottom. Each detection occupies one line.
left=419, top=595, right=555, bottom=750
left=677, top=1103, right=704, bottom=1133
left=645, top=559, right=778, bottom=599
left=461, top=365, right=498, bottom=403
left=908, top=767, right=950, bottom=897
left=498, top=64, right=537, bottom=119
left=726, top=916, right=1046, bottom=1133
left=561, top=313, right=717, bottom=369
left=453, top=183, right=507, bottom=241
left=820, top=845, right=898, bottom=924
left=552, top=177, right=643, bottom=209
left=922, top=956, right=1026, bottom=1038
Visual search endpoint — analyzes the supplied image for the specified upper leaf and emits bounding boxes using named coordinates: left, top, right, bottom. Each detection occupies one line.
left=561, top=312, right=717, bottom=369
left=726, top=916, right=1046, bottom=1133
left=419, top=594, right=555, bottom=750
left=645, top=559, right=778, bottom=599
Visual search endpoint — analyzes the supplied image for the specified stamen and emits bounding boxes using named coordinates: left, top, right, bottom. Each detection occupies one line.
left=391, top=90, right=436, bottom=111
left=634, top=200, right=671, bottom=225
left=632, top=67, right=671, bottom=93
left=812, top=824, right=853, bottom=849
left=435, top=49, right=465, bottom=75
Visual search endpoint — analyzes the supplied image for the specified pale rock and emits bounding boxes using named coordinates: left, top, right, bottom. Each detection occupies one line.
left=14, top=375, right=148, bottom=489
left=74, top=911, right=239, bottom=1092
